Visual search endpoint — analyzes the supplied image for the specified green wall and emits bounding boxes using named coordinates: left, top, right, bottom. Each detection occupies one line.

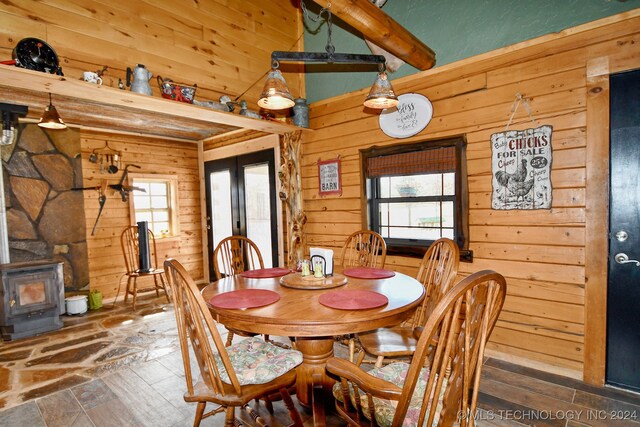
left=302, top=0, right=638, bottom=104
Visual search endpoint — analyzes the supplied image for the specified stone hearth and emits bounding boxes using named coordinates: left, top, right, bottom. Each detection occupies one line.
left=2, top=124, right=89, bottom=291
left=0, top=295, right=178, bottom=410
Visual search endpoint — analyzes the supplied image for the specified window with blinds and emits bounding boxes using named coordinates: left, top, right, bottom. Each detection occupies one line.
left=362, top=137, right=468, bottom=253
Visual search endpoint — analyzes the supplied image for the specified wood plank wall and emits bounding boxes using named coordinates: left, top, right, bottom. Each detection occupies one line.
left=82, top=131, right=202, bottom=299
left=304, top=11, right=640, bottom=378
left=0, top=0, right=304, bottom=297
left=0, top=0, right=303, bottom=111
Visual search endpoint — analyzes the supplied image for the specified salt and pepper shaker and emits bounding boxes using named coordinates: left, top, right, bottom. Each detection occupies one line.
left=313, top=261, right=324, bottom=278
left=301, top=260, right=311, bottom=276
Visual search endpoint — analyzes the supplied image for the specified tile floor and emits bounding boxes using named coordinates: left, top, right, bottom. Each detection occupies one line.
left=0, top=294, right=335, bottom=426
left=1, top=294, right=640, bottom=426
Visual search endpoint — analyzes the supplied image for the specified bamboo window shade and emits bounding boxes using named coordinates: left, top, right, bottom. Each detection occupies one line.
left=366, top=146, right=457, bottom=178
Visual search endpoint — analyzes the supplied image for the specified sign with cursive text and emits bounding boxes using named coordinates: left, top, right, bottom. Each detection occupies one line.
left=379, top=93, right=433, bottom=138
left=491, top=125, right=553, bottom=210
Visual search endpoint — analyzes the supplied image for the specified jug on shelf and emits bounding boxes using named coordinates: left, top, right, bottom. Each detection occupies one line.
left=126, top=64, right=153, bottom=96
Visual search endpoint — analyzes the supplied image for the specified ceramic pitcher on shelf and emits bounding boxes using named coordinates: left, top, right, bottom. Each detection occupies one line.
left=126, top=64, right=153, bottom=96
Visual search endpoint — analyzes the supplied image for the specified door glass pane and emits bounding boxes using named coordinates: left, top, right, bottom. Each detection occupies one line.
left=244, top=163, right=272, bottom=267
left=210, top=170, right=233, bottom=250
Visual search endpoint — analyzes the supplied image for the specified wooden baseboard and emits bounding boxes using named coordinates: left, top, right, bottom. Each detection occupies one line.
left=484, top=348, right=582, bottom=381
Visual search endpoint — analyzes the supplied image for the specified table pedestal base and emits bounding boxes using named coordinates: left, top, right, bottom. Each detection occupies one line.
left=294, top=337, right=335, bottom=424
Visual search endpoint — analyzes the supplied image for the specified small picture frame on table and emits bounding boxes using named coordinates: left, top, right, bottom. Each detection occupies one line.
left=318, top=158, right=342, bottom=197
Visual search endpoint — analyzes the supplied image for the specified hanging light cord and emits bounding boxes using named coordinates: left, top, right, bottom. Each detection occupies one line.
left=301, top=0, right=335, bottom=57
left=234, top=0, right=340, bottom=103
left=234, top=29, right=306, bottom=102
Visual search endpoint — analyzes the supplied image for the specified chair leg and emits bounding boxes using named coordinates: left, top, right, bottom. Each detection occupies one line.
left=124, top=276, right=133, bottom=304
left=160, top=274, right=170, bottom=303
left=224, top=406, right=235, bottom=427
left=374, top=355, right=384, bottom=368
left=225, top=331, right=234, bottom=347
left=349, top=337, right=356, bottom=363
left=264, top=395, right=274, bottom=414
left=242, top=404, right=268, bottom=427
left=153, top=274, right=160, bottom=297
left=280, top=387, right=304, bottom=427
left=193, top=402, right=206, bottom=427
left=131, top=277, right=138, bottom=310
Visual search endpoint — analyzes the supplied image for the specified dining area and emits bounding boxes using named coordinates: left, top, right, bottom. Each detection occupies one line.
left=160, top=230, right=507, bottom=426
left=1, top=3, right=639, bottom=426
left=2, top=222, right=638, bottom=427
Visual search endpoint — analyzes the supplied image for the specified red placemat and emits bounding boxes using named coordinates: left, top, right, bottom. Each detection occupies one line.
left=343, top=267, right=396, bottom=279
left=240, top=267, right=291, bottom=278
left=209, top=289, right=280, bottom=309
left=319, top=290, right=388, bottom=310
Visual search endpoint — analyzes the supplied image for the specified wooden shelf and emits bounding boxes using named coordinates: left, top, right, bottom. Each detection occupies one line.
left=0, top=66, right=303, bottom=142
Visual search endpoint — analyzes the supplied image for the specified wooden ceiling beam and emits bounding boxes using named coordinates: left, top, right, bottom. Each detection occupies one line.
left=312, top=0, right=436, bottom=71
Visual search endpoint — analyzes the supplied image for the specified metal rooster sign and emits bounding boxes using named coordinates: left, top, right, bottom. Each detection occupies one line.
left=491, top=125, right=553, bottom=210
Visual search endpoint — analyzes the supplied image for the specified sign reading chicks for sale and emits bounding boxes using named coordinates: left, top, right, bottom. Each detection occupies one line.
left=491, top=125, right=553, bottom=210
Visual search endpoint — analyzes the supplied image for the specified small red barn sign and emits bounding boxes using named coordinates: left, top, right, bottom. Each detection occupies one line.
left=318, top=158, right=342, bottom=196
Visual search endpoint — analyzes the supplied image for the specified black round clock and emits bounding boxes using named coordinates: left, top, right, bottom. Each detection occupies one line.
left=12, top=38, right=63, bottom=75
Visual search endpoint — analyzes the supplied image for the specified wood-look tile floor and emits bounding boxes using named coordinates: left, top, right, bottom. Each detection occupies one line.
left=1, top=294, right=639, bottom=426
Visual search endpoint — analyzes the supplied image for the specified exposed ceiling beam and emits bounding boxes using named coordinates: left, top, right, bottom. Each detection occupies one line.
left=312, top=0, right=436, bottom=71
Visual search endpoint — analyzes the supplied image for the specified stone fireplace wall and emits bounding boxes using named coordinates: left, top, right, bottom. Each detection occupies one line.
left=1, top=124, right=89, bottom=291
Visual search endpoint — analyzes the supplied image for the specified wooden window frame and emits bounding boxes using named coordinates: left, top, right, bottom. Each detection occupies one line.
left=128, top=173, right=180, bottom=239
left=361, top=137, right=472, bottom=261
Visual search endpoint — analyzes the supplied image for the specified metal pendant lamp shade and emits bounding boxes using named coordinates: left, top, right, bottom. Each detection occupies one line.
left=364, top=71, right=399, bottom=109
left=258, top=69, right=295, bottom=110
left=38, top=94, right=67, bottom=129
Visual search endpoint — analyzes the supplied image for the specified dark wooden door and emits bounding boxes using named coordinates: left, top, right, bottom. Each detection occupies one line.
left=204, top=149, right=278, bottom=281
left=606, top=69, right=640, bottom=392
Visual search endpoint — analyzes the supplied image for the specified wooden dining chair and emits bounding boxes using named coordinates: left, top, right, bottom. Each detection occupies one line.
left=213, top=235, right=264, bottom=280
left=163, top=258, right=304, bottom=427
left=340, top=230, right=387, bottom=269
left=213, top=235, right=267, bottom=346
left=326, top=270, right=507, bottom=427
left=339, top=230, right=388, bottom=359
left=356, top=238, right=460, bottom=366
left=120, top=225, right=169, bottom=309
left=336, top=230, right=387, bottom=360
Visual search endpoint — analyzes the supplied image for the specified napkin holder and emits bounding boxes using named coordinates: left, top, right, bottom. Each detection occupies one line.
left=310, top=247, right=334, bottom=276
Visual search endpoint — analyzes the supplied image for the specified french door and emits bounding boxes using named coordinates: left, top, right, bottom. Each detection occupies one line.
left=204, top=149, right=278, bottom=281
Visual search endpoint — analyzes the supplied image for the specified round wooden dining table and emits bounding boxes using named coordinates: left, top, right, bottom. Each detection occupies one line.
left=201, top=270, right=425, bottom=421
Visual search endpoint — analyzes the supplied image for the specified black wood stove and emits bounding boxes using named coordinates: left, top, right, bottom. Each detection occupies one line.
left=0, top=260, right=65, bottom=340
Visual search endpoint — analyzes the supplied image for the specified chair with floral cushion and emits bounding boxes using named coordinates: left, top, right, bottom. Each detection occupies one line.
left=163, top=258, right=303, bottom=427
left=326, top=270, right=506, bottom=427
left=356, top=238, right=460, bottom=367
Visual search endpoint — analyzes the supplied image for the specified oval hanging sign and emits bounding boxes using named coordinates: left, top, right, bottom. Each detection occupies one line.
left=379, top=93, right=433, bottom=138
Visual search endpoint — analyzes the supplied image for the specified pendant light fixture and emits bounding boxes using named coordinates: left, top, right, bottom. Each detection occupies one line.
left=257, top=69, right=295, bottom=109
left=258, top=0, right=398, bottom=111
left=38, top=93, right=67, bottom=130
left=364, top=68, right=398, bottom=109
